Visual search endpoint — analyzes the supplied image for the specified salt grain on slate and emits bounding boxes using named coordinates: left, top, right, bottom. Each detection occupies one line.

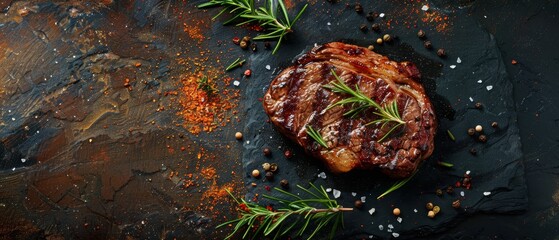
left=478, top=80, right=483, bottom=83
left=21, top=159, right=26, bottom=163
left=457, top=57, right=462, bottom=63
left=469, top=97, right=474, bottom=102
left=460, top=191, right=465, bottom=197
left=379, top=225, right=384, bottom=230
left=421, top=5, right=429, bottom=11
left=486, top=85, right=493, bottom=91
left=327, top=22, right=331, bottom=26
left=483, top=191, right=491, bottom=196
left=369, top=208, right=376, bottom=215
left=333, top=189, right=341, bottom=198
left=361, top=196, right=366, bottom=203
left=318, top=172, right=327, bottom=179
left=397, top=217, right=402, bottom=223
left=351, top=192, right=357, bottom=197
left=388, top=224, right=394, bottom=229
left=414, top=209, right=418, bottom=213
left=265, top=65, right=271, bottom=70
left=326, top=188, right=332, bottom=192
left=393, top=233, right=400, bottom=238
left=388, top=229, right=393, bottom=233
left=233, top=81, right=240, bottom=86
left=450, top=65, right=456, bottom=69
left=466, top=170, right=471, bottom=175
left=379, top=13, right=385, bottom=18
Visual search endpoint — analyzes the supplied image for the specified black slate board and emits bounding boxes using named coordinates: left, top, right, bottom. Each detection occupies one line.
left=235, top=1, right=527, bottom=239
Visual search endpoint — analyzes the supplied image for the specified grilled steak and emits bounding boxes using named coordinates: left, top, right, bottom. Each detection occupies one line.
left=263, top=42, right=436, bottom=178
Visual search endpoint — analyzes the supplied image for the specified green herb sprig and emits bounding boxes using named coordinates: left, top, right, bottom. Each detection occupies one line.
left=217, top=183, right=352, bottom=240
left=306, top=125, right=328, bottom=148
left=198, top=0, right=308, bottom=54
left=225, top=58, right=246, bottom=71
left=323, top=69, right=406, bottom=142
left=197, top=76, right=218, bottom=94
left=438, top=161, right=454, bottom=168
left=377, top=171, right=417, bottom=199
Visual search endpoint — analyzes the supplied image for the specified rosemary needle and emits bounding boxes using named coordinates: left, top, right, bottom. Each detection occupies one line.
left=438, top=161, right=454, bottom=168
left=377, top=171, right=417, bottom=199
left=225, top=58, right=245, bottom=71
left=306, top=125, right=328, bottom=148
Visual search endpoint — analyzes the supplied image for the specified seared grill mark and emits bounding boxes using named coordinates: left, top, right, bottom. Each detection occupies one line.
left=263, top=42, right=436, bottom=178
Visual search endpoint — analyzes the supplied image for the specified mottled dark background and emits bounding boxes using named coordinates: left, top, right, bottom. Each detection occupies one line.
left=0, top=0, right=557, bottom=239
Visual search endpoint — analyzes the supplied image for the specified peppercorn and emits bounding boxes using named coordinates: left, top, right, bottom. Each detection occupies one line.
left=250, top=43, right=257, bottom=52
left=437, top=48, right=446, bottom=57
left=376, top=38, right=383, bottom=44
left=424, top=40, right=432, bottom=49
left=244, top=69, right=252, bottom=77
left=427, top=210, right=435, bottom=218
left=446, top=186, right=454, bottom=194
left=393, top=208, right=401, bottom=216
left=251, top=182, right=257, bottom=187
left=367, top=45, right=374, bottom=51
left=475, top=125, right=483, bottom=132
left=467, top=128, right=475, bottom=136
left=436, top=188, right=443, bottom=196
left=284, top=150, right=293, bottom=158
left=432, top=206, right=440, bottom=214
left=452, top=199, right=461, bottom=208
left=242, top=36, right=251, bottom=42
left=262, top=163, right=271, bottom=171
left=491, top=121, right=498, bottom=128
left=426, top=202, right=434, bottom=210
left=354, top=3, right=363, bottom=13
left=366, top=12, right=375, bottom=21
left=232, top=37, right=241, bottom=45
left=280, top=179, right=289, bottom=188
left=417, top=30, right=426, bottom=38
left=372, top=23, right=380, bottom=32
left=382, top=34, right=392, bottom=42
left=239, top=41, right=248, bottom=49
left=478, top=134, right=487, bottom=143
left=354, top=200, right=364, bottom=208
left=264, top=42, right=271, bottom=49
left=265, top=171, right=274, bottom=180
left=473, top=103, right=482, bottom=110
left=359, top=24, right=368, bottom=32
left=235, top=132, right=243, bottom=140
left=469, top=148, right=477, bottom=155
left=263, top=147, right=271, bottom=156
left=252, top=169, right=260, bottom=178
left=269, top=163, right=278, bottom=172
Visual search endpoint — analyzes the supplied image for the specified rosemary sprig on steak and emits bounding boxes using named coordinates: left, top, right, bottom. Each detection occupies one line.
left=323, top=69, right=406, bottom=142
left=217, top=183, right=351, bottom=240
left=198, top=0, right=308, bottom=54
left=306, top=125, right=328, bottom=148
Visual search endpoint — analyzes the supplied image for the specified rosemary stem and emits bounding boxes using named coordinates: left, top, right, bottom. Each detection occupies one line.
left=311, top=207, right=354, bottom=213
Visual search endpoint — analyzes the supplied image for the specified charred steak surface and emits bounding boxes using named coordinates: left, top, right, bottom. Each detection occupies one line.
left=263, top=42, right=436, bottom=178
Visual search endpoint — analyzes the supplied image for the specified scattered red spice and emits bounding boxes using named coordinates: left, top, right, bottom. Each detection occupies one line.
left=512, top=59, right=518, bottom=65
left=183, top=22, right=205, bottom=43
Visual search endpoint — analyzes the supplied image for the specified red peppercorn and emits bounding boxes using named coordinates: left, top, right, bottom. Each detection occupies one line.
left=232, top=37, right=240, bottom=45
left=244, top=69, right=251, bottom=77
left=284, top=150, right=293, bottom=158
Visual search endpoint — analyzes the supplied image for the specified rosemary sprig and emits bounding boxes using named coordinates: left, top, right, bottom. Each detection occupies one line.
left=197, top=76, right=218, bottom=95
left=198, top=0, right=308, bottom=54
left=447, top=129, right=456, bottom=141
left=306, top=125, right=328, bottom=148
left=377, top=171, right=417, bottom=199
left=323, top=69, right=406, bottom=142
left=225, top=58, right=246, bottom=71
left=217, top=183, right=352, bottom=240
left=438, top=161, right=454, bottom=168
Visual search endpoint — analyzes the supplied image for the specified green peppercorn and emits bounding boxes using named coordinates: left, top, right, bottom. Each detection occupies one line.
left=262, top=163, right=271, bottom=171
left=382, top=34, right=392, bottom=42
left=239, top=41, right=248, bottom=49
left=242, top=36, right=251, bottom=42
left=433, top=205, right=441, bottom=214
left=417, top=29, right=426, bottom=38
left=368, top=45, right=375, bottom=51
left=437, top=48, right=446, bottom=57
left=376, top=38, right=383, bottom=44
left=424, top=40, right=432, bottom=49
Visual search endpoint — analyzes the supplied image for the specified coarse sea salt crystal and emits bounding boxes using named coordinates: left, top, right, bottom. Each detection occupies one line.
left=393, top=233, right=400, bottom=238
left=233, top=81, right=240, bottom=86
left=379, top=13, right=385, bottom=18
left=450, top=65, right=456, bottom=69
left=469, top=97, right=474, bottom=102
left=397, top=217, right=402, bottom=223
left=388, top=224, right=394, bottom=229
left=478, top=80, right=483, bottom=83
left=327, top=22, right=331, bottom=26
left=351, top=192, right=357, bottom=196
left=414, top=209, right=418, bottom=213
left=460, top=191, right=465, bottom=197
left=421, top=5, right=429, bottom=11
left=265, top=65, right=271, bottom=70
left=486, top=85, right=493, bottom=91
left=333, top=189, right=341, bottom=198
left=361, top=196, right=366, bottom=202
left=483, top=191, right=491, bottom=196
left=21, top=159, right=26, bottom=163
left=318, top=172, right=327, bottom=179
left=379, top=225, right=384, bottom=230
left=369, top=208, right=376, bottom=215
left=466, top=170, right=471, bottom=175
left=326, top=188, right=332, bottom=192
left=457, top=57, right=462, bottom=63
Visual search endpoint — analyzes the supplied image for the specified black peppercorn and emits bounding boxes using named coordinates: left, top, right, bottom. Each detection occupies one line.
left=452, top=199, right=461, bottom=208
left=263, top=147, right=271, bottom=156
left=239, top=41, right=248, bottom=49
left=280, top=179, right=289, bottom=188
left=491, top=121, right=498, bottom=128
left=372, top=23, right=380, bottom=32
left=366, top=12, right=375, bottom=21
left=478, top=134, right=487, bottom=143
left=417, top=29, right=426, bottom=38
left=250, top=43, right=257, bottom=52
left=354, top=3, right=363, bottom=13
left=359, top=24, right=368, bottom=32
left=269, top=163, right=278, bottom=172
left=446, top=186, right=454, bottom=194
left=467, top=128, right=475, bottom=136
left=424, top=40, right=432, bottom=49
left=265, top=171, right=274, bottom=180
left=475, top=102, right=483, bottom=109
left=264, top=42, right=271, bottom=49
left=284, top=150, right=293, bottom=158
left=437, top=48, right=446, bottom=57
left=436, top=188, right=443, bottom=196
left=354, top=200, right=363, bottom=208
left=469, top=148, right=477, bottom=155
